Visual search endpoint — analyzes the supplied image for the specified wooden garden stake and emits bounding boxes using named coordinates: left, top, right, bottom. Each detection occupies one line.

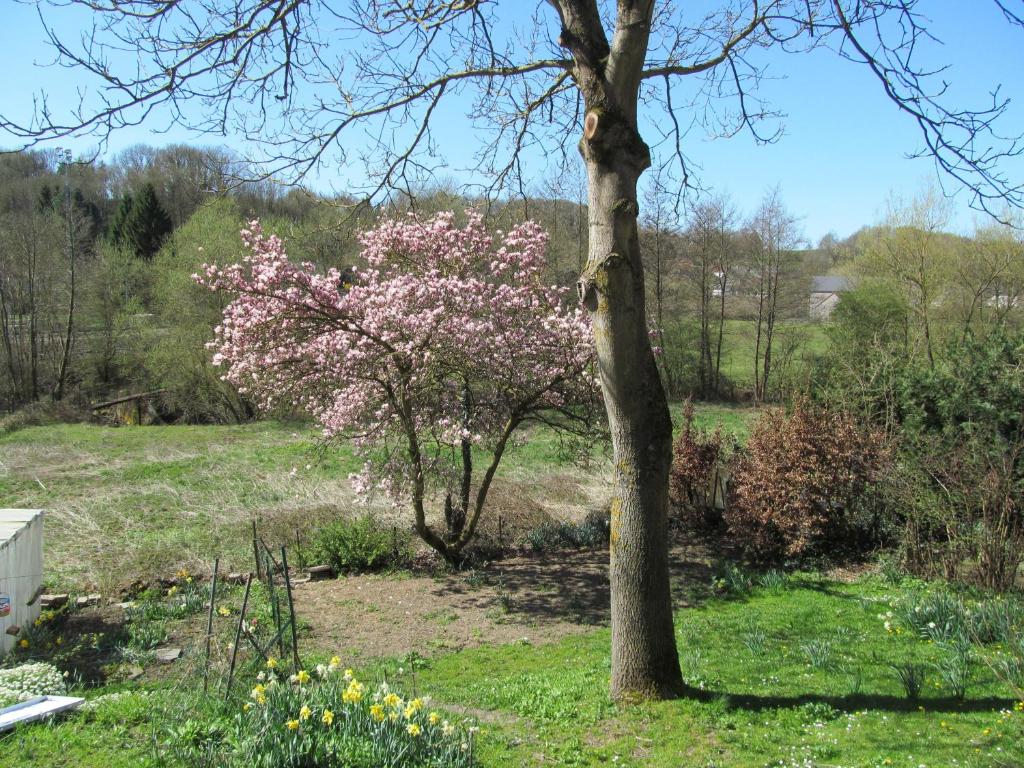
left=203, top=558, right=219, bottom=694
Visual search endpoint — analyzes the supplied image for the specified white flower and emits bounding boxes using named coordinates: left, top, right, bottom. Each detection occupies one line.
left=0, top=663, right=66, bottom=707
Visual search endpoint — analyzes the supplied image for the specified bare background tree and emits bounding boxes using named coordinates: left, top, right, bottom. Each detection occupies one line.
left=3, top=0, right=1022, bottom=699
left=748, top=188, right=803, bottom=402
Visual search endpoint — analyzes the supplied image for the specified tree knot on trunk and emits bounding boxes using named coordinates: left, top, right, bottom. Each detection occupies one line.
left=577, top=252, right=632, bottom=313
left=579, top=107, right=650, bottom=172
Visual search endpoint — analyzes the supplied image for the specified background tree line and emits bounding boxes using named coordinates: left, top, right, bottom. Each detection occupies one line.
left=2, top=146, right=1023, bottom=428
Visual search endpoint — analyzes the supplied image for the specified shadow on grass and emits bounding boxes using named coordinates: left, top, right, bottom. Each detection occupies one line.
left=681, top=683, right=1019, bottom=715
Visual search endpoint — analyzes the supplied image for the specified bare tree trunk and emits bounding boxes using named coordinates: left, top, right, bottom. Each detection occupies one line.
left=54, top=190, right=76, bottom=401
left=760, top=249, right=781, bottom=400
left=753, top=269, right=766, bottom=402
left=714, top=274, right=727, bottom=393
left=578, top=123, right=683, bottom=700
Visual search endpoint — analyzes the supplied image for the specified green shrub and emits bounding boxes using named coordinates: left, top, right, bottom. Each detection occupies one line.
left=523, top=510, right=609, bottom=554
left=710, top=561, right=752, bottom=597
left=310, top=515, right=411, bottom=574
left=0, top=400, right=88, bottom=434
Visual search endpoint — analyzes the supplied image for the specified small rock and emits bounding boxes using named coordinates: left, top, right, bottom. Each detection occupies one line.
left=223, top=572, right=247, bottom=585
left=41, top=594, right=69, bottom=610
left=75, top=596, right=90, bottom=609
left=155, top=647, right=182, bottom=663
left=4, top=625, right=20, bottom=636
left=307, top=565, right=335, bottom=581
left=115, top=601, right=134, bottom=610
left=124, top=665, right=144, bottom=680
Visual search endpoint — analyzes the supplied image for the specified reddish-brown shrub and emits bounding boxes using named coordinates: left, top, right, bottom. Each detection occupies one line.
left=669, top=400, right=732, bottom=531
left=725, top=400, right=887, bottom=561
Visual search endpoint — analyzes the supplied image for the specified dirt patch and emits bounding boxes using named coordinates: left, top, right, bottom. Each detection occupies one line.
left=292, top=544, right=712, bottom=660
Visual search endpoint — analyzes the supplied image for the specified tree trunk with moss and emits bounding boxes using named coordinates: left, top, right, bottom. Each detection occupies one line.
left=569, top=1, right=684, bottom=694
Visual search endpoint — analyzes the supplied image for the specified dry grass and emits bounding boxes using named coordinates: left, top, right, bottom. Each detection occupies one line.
left=0, top=421, right=610, bottom=592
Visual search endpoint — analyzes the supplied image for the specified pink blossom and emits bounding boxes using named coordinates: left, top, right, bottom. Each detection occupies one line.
left=197, top=212, right=598, bottom=556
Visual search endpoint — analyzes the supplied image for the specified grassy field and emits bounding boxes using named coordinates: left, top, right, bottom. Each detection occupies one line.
left=715, top=319, right=830, bottom=395
left=0, top=405, right=761, bottom=593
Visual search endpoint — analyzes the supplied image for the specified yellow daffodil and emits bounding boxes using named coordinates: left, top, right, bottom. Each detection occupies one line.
left=299, top=705, right=312, bottom=721
left=296, top=670, right=311, bottom=685
left=343, top=668, right=354, bottom=681
left=428, top=712, right=441, bottom=726
left=266, top=657, right=278, bottom=669
left=407, top=723, right=422, bottom=737
left=403, top=703, right=416, bottom=719
left=242, top=703, right=251, bottom=712
left=370, top=704, right=385, bottom=722
left=322, top=709, right=334, bottom=725
left=285, top=719, right=299, bottom=731
left=329, top=655, right=342, bottom=668
left=342, top=680, right=365, bottom=703
left=383, top=693, right=401, bottom=708
left=218, top=606, right=231, bottom=617
left=18, top=639, right=28, bottom=649
left=167, top=586, right=178, bottom=596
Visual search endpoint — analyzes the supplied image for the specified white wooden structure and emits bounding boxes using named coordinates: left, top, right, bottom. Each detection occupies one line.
left=0, top=510, right=44, bottom=656
left=0, top=695, right=83, bottom=732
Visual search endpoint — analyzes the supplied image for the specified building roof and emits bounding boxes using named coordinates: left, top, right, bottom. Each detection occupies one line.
left=811, top=275, right=852, bottom=293
left=0, top=510, right=43, bottom=548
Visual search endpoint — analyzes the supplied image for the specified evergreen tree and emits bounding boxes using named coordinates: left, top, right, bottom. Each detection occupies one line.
left=124, top=183, right=172, bottom=259
left=108, top=193, right=134, bottom=247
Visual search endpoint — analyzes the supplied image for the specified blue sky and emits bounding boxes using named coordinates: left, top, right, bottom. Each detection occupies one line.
left=2, top=2, right=1022, bottom=243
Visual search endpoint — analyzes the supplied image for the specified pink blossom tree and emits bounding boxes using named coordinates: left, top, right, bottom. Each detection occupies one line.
left=198, top=211, right=600, bottom=563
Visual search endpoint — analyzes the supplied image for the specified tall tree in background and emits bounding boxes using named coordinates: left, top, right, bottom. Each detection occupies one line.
left=124, top=183, right=173, bottom=261
left=858, top=189, right=955, bottom=368
left=4, top=0, right=1023, bottom=700
left=640, top=167, right=681, bottom=397
left=108, top=193, right=134, bottom=248
left=750, top=188, right=801, bottom=403
left=685, top=195, right=737, bottom=398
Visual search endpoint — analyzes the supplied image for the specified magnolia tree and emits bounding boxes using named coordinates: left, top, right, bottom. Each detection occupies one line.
left=198, top=211, right=600, bottom=563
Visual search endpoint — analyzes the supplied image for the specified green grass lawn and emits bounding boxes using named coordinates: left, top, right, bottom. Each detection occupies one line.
left=715, top=319, right=830, bottom=394
left=1, top=573, right=1020, bottom=767
left=414, top=575, right=1023, bottom=767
